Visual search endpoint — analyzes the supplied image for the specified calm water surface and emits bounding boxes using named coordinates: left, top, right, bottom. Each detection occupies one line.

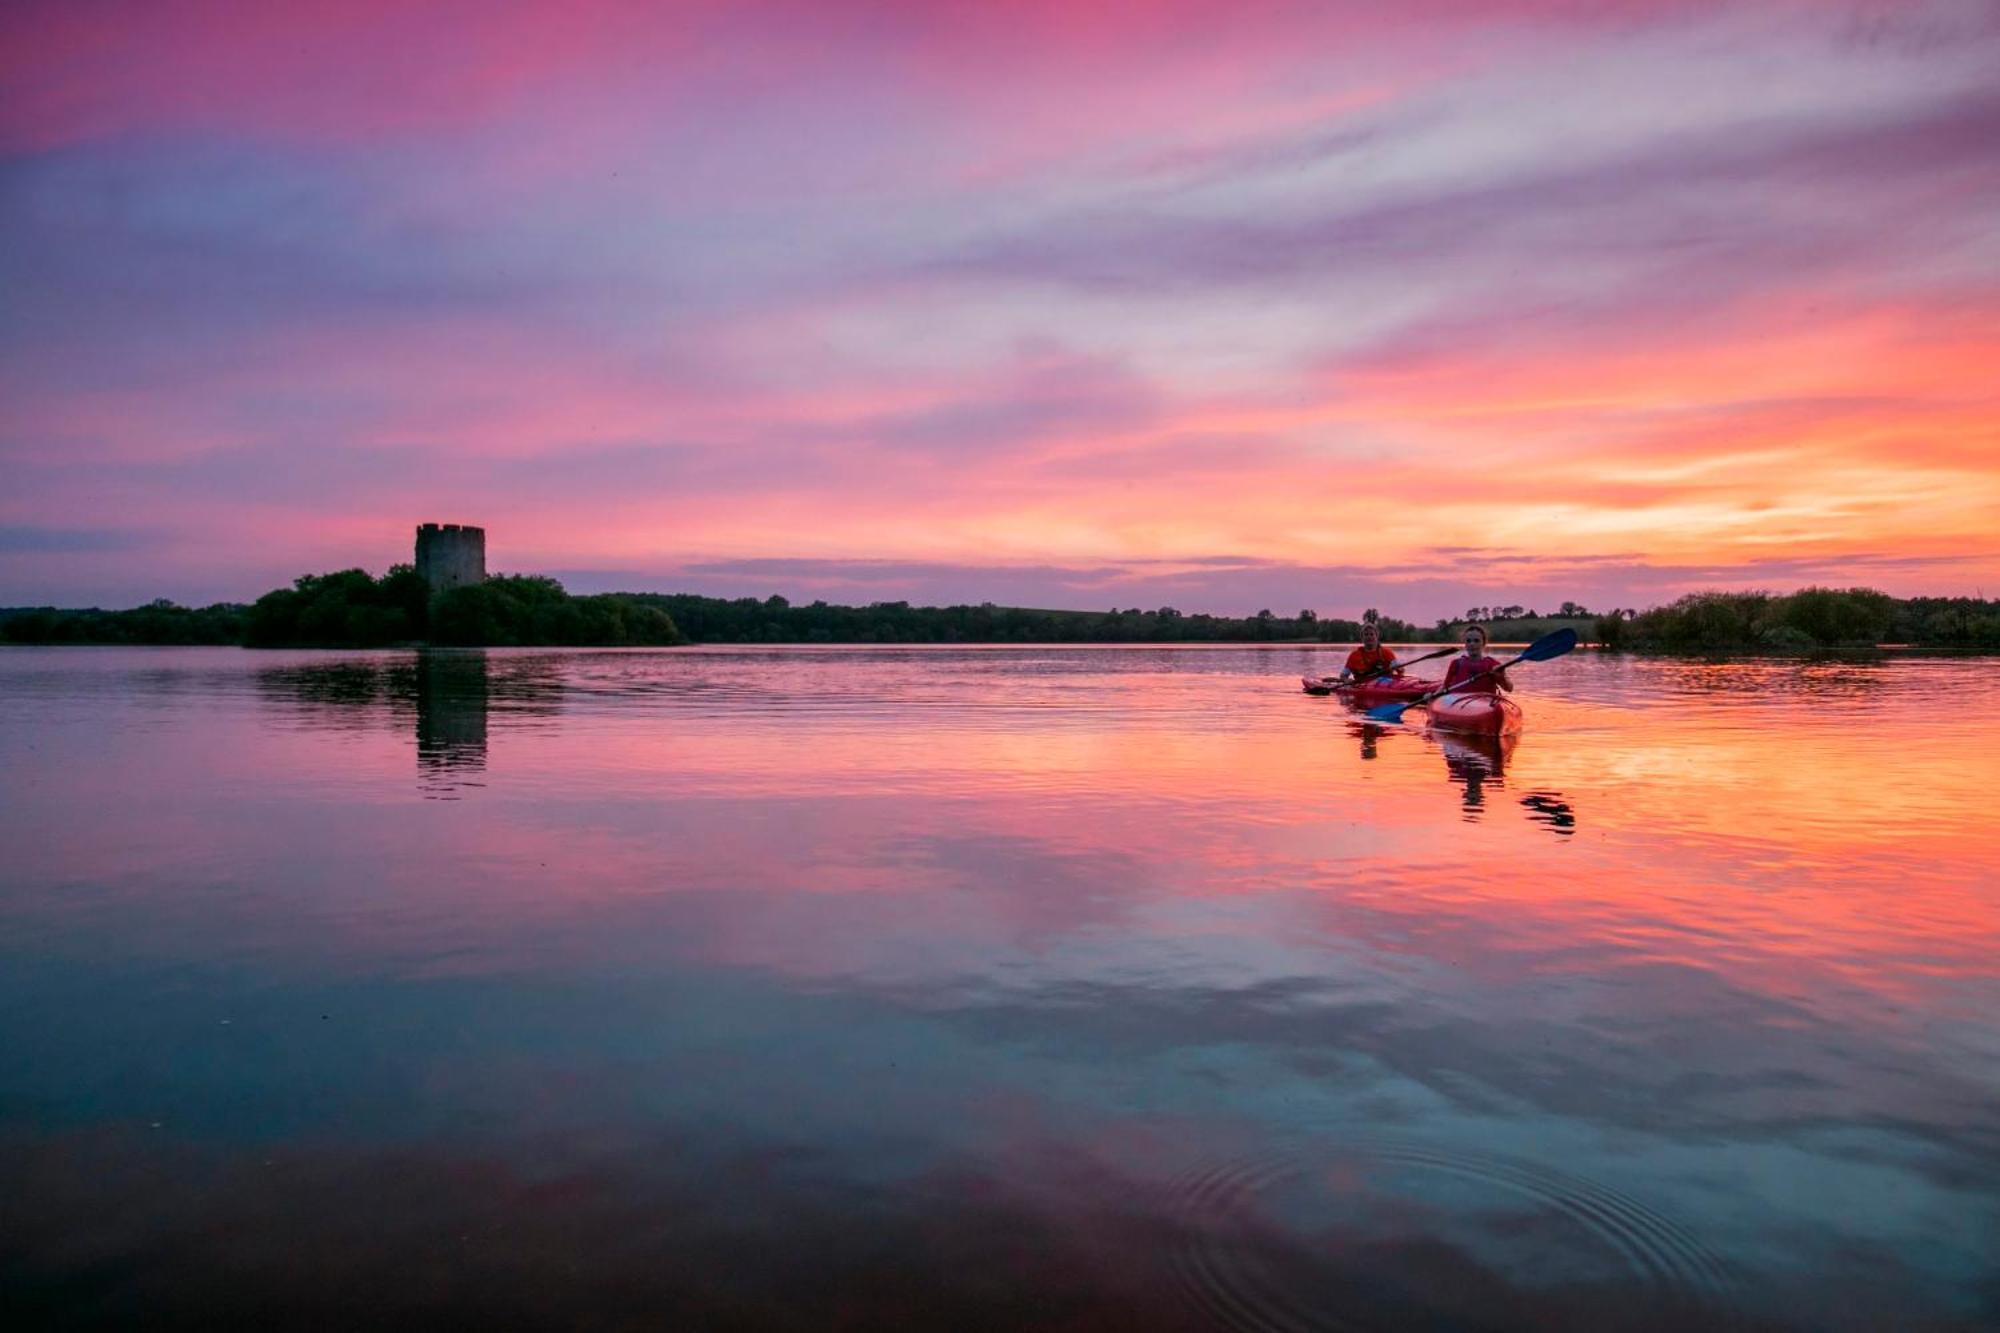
left=3, top=645, right=1997, bottom=1329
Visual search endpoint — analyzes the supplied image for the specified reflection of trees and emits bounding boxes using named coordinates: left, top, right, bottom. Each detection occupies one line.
left=258, top=659, right=416, bottom=717
left=255, top=652, right=563, bottom=795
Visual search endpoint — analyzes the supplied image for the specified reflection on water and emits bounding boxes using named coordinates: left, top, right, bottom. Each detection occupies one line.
left=1437, top=729, right=1513, bottom=820
left=1520, top=790, right=1577, bottom=834
left=2, top=645, right=1997, bottom=1330
left=1342, top=715, right=1574, bottom=836
left=415, top=651, right=489, bottom=794
left=255, top=650, right=566, bottom=796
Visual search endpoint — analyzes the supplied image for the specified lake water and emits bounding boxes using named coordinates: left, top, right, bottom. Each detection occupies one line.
left=3, top=645, right=1996, bottom=1329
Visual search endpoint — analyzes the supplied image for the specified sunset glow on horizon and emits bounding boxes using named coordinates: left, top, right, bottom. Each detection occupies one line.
left=4, top=0, right=1998, bottom=617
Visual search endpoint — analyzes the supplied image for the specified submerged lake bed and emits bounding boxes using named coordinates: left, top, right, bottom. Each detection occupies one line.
left=3, top=645, right=1996, bottom=1329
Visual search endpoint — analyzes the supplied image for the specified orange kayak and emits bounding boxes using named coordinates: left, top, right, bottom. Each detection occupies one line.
left=1425, top=691, right=1523, bottom=735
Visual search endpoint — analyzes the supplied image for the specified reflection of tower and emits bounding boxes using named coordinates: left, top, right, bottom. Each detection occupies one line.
left=416, top=649, right=489, bottom=793
left=415, top=522, right=486, bottom=591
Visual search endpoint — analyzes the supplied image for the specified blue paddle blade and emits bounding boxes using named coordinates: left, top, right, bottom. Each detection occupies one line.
left=1519, top=626, right=1579, bottom=661
left=1363, top=700, right=1412, bottom=723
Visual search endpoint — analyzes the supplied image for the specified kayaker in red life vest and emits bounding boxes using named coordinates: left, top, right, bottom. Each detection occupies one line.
left=1338, top=623, right=1400, bottom=684
left=1442, top=624, right=1513, bottom=695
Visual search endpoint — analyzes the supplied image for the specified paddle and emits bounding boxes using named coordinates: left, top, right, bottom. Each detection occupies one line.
left=1362, top=627, right=1578, bottom=723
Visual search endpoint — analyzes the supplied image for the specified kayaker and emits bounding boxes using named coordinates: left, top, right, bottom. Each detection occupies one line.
left=1338, top=623, right=1401, bottom=684
left=1442, top=624, right=1513, bottom=695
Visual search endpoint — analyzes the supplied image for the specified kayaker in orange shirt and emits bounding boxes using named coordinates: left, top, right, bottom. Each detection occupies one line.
left=1338, top=623, right=1401, bottom=684
left=1441, top=624, right=1513, bottom=695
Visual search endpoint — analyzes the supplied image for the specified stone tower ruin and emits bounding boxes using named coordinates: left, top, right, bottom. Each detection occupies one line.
left=415, top=523, right=486, bottom=591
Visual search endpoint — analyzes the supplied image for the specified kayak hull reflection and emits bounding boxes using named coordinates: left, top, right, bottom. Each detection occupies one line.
left=1426, top=691, right=1523, bottom=735
left=1433, top=728, right=1518, bottom=773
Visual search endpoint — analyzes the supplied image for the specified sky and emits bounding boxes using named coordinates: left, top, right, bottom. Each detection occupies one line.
left=2, top=0, right=1997, bottom=618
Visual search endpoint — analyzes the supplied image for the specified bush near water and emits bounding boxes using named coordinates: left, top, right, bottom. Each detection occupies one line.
left=1593, top=587, right=2000, bottom=652
left=236, top=567, right=684, bottom=647
left=0, top=599, right=250, bottom=645
left=426, top=576, right=682, bottom=648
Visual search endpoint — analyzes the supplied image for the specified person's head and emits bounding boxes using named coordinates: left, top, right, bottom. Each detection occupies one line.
left=1360, top=622, right=1380, bottom=647
left=1462, top=624, right=1488, bottom=655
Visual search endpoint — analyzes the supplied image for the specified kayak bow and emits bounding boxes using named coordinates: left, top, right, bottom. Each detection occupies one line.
left=1425, top=691, right=1523, bottom=735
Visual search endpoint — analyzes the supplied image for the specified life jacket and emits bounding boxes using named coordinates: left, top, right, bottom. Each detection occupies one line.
left=1346, top=644, right=1397, bottom=676
left=1445, top=654, right=1503, bottom=694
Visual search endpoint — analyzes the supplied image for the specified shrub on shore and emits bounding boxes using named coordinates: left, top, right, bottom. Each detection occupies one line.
left=243, top=568, right=683, bottom=647
left=245, top=566, right=432, bottom=647
left=0, top=599, right=247, bottom=645
left=1889, top=596, right=2000, bottom=648
left=1612, top=587, right=1914, bottom=651
left=429, top=576, right=682, bottom=647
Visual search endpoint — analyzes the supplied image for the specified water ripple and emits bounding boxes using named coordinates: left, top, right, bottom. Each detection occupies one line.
left=1167, top=1141, right=1740, bottom=1332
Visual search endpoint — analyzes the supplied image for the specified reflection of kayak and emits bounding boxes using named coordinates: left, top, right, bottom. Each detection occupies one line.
left=1434, top=728, right=1517, bottom=775
left=1301, top=675, right=1440, bottom=702
left=1425, top=691, right=1523, bottom=735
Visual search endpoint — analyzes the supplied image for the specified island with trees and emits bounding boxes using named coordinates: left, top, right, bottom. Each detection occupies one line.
left=0, top=567, right=684, bottom=648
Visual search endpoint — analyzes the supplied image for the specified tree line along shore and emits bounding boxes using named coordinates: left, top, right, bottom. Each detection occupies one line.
left=2, top=570, right=1996, bottom=652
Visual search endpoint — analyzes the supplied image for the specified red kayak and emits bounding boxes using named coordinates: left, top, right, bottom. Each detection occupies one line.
left=1302, top=675, right=1439, bottom=703
left=1425, top=690, right=1523, bottom=735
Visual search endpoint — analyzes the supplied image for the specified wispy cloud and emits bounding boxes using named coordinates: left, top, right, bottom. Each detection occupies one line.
left=0, top=525, right=155, bottom=554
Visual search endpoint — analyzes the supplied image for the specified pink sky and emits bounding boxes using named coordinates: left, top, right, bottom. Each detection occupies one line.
left=3, top=0, right=1997, bottom=617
